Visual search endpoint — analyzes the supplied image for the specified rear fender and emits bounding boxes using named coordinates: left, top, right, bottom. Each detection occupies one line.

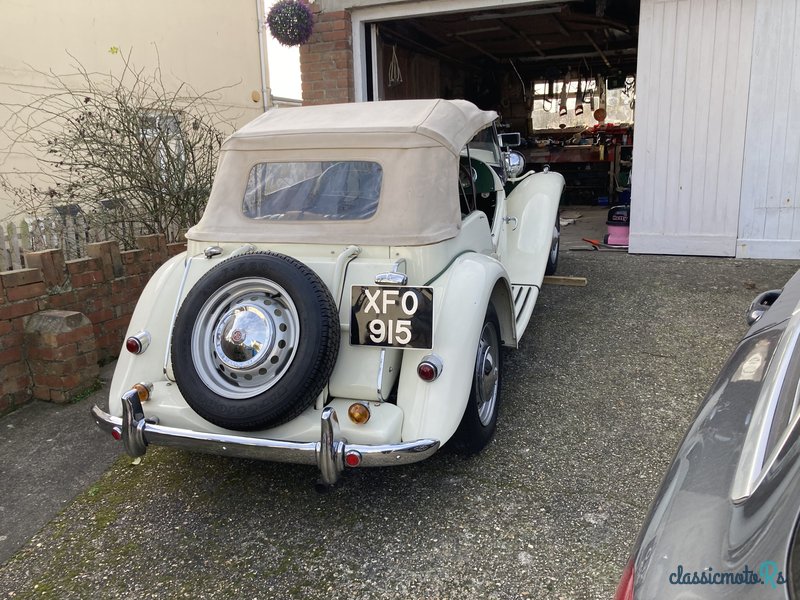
left=397, top=253, right=514, bottom=444
left=109, top=252, right=189, bottom=416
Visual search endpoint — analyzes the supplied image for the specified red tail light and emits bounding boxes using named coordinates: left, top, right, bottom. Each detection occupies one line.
left=614, top=557, right=635, bottom=600
left=417, top=354, right=443, bottom=382
left=125, top=331, right=151, bottom=355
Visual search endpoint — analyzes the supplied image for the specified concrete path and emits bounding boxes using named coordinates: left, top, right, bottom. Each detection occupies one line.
left=0, top=362, right=120, bottom=566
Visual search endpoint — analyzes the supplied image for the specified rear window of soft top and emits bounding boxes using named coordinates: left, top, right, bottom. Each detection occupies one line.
left=242, top=161, right=382, bottom=221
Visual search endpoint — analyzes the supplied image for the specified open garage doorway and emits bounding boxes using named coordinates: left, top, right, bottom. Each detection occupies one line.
left=305, top=0, right=776, bottom=257
left=359, top=1, right=640, bottom=206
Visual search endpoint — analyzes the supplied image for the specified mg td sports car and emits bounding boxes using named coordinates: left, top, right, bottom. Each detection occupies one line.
left=91, top=99, right=564, bottom=486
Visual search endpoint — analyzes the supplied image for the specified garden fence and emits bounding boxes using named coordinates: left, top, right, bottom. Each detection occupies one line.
left=0, top=215, right=182, bottom=271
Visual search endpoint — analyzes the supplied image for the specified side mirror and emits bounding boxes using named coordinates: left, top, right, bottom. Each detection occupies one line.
left=746, top=289, right=782, bottom=326
left=498, top=132, right=522, bottom=148
left=504, top=150, right=525, bottom=179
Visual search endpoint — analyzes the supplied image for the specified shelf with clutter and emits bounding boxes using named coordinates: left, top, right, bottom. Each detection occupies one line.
left=520, top=125, right=633, bottom=206
left=513, top=73, right=635, bottom=206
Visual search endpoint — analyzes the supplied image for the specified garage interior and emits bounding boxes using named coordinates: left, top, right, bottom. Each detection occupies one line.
left=366, top=0, right=640, bottom=208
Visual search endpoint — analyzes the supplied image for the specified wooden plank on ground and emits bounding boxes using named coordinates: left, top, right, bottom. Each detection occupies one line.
left=543, top=275, right=587, bottom=287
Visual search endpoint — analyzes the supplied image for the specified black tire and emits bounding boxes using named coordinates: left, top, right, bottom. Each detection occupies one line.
left=545, top=212, right=560, bottom=276
left=171, top=252, right=339, bottom=431
left=452, top=304, right=502, bottom=455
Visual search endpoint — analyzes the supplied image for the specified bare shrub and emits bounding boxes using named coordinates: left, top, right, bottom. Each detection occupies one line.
left=0, top=52, right=232, bottom=248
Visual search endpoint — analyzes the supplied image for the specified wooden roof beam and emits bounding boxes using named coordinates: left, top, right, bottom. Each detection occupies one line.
left=453, top=34, right=502, bottom=63
left=467, top=4, right=580, bottom=21
left=550, top=14, right=571, bottom=38
left=584, top=32, right=611, bottom=68
left=517, top=47, right=637, bottom=63
left=564, top=14, right=631, bottom=35
left=498, top=19, right=546, bottom=57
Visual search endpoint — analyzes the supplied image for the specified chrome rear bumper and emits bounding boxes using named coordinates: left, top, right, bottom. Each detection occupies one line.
left=91, top=390, right=439, bottom=486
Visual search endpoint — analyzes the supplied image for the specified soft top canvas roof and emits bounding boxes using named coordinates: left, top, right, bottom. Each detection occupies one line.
left=188, top=100, right=498, bottom=246
left=225, top=99, right=497, bottom=156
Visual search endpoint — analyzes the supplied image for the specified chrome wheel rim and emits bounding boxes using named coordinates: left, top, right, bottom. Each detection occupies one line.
left=475, top=321, right=500, bottom=426
left=549, top=221, right=560, bottom=264
left=191, top=277, right=300, bottom=399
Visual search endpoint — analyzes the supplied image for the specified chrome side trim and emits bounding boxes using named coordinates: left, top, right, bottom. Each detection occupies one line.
left=376, top=349, right=387, bottom=402
left=732, top=311, right=800, bottom=502
left=163, top=255, right=197, bottom=379
left=91, top=396, right=439, bottom=485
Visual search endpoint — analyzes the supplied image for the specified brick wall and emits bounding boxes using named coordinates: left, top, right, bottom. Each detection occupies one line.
left=0, top=235, right=185, bottom=416
left=299, top=7, right=355, bottom=105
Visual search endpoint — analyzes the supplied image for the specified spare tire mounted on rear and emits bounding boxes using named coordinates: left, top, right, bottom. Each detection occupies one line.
left=171, top=252, right=339, bottom=431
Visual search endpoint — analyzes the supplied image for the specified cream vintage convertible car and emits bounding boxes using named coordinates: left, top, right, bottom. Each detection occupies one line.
left=91, top=99, right=564, bottom=486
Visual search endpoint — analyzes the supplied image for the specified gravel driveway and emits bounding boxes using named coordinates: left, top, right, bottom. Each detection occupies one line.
left=1, top=252, right=797, bottom=599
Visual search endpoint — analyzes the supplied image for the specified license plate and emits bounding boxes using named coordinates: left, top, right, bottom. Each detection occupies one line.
left=350, top=285, right=434, bottom=349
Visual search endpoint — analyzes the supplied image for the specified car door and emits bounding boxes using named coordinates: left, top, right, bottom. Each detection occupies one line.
left=501, top=171, right=563, bottom=288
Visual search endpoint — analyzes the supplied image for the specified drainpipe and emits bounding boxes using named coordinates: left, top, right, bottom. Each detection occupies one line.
left=256, top=0, right=271, bottom=112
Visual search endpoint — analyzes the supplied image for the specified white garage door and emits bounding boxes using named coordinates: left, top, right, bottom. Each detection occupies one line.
left=630, top=0, right=756, bottom=256
left=738, top=0, right=800, bottom=259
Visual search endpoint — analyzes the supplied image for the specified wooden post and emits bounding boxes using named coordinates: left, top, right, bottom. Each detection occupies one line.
left=0, top=226, right=7, bottom=271
left=8, top=222, right=22, bottom=270
left=19, top=219, right=31, bottom=253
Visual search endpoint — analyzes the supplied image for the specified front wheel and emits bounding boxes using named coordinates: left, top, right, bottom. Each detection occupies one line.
left=452, top=304, right=502, bottom=455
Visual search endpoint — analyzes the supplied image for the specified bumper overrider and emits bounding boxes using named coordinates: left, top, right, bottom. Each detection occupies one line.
left=91, top=388, right=440, bottom=486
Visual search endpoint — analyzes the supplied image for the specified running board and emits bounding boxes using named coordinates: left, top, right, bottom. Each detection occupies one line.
left=511, top=284, right=540, bottom=341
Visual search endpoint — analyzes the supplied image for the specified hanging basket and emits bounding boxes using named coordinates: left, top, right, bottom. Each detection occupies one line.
left=267, top=0, right=315, bottom=47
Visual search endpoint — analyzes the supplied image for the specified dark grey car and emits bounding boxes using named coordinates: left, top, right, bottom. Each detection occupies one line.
left=615, top=271, right=800, bottom=599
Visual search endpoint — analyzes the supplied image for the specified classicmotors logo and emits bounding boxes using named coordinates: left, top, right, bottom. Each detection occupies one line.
left=669, top=562, right=787, bottom=589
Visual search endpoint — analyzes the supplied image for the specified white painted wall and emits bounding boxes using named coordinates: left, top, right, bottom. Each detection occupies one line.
left=630, top=0, right=756, bottom=256
left=737, top=0, right=800, bottom=259
left=0, top=0, right=269, bottom=221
